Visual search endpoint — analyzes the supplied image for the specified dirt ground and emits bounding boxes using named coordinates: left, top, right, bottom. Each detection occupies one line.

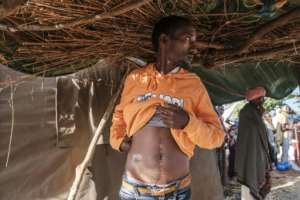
left=224, top=170, right=300, bottom=200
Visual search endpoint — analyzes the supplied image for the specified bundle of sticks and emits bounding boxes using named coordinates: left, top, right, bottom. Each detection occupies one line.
left=0, top=0, right=299, bottom=76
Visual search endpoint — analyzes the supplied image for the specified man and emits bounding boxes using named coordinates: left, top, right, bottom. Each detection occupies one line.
left=235, top=87, right=272, bottom=200
left=227, top=120, right=238, bottom=181
left=296, top=120, right=300, bottom=165
left=263, top=112, right=278, bottom=165
left=278, top=105, right=292, bottom=162
left=110, top=16, right=225, bottom=200
left=215, top=105, right=227, bottom=185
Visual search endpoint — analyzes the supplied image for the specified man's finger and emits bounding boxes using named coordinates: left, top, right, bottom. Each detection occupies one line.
left=157, top=104, right=178, bottom=112
left=163, top=103, right=181, bottom=110
left=159, top=108, right=173, bottom=116
left=157, top=106, right=174, bottom=116
left=161, top=118, right=174, bottom=128
left=158, top=110, right=174, bottom=118
left=160, top=113, right=173, bottom=121
left=161, top=116, right=177, bottom=128
left=160, top=118, right=172, bottom=127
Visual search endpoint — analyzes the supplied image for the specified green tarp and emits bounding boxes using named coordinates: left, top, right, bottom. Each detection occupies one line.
left=192, top=62, right=299, bottom=105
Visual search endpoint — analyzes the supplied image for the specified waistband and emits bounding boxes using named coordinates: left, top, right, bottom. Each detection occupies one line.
left=121, top=174, right=191, bottom=196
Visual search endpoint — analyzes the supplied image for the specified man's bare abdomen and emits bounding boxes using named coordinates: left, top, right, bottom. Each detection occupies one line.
left=125, top=126, right=189, bottom=184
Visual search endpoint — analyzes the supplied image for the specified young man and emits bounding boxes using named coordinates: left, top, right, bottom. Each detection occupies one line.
left=110, top=16, right=225, bottom=200
left=235, top=87, right=272, bottom=200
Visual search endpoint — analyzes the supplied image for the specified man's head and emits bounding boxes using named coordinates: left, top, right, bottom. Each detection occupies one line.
left=245, top=86, right=266, bottom=106
left=152, top=15, right=196, bottom=65
left=281, top=105, right=290, bottom=114
left=263, top=112, right=272, bottom=121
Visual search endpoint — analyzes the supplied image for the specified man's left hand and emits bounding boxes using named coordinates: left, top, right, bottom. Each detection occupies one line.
left=156, top=104, right=190, bottom=129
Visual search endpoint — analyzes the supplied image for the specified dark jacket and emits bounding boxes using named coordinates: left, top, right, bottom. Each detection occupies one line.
left=235, top=103, right=272, bottom=200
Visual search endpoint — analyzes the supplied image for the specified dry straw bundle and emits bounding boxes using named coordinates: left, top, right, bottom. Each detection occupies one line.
left=0, top=0, right=299, bottom=76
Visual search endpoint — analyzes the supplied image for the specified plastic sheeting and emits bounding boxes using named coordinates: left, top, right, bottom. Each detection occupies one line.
left=193, top=62, right=299, bottom=105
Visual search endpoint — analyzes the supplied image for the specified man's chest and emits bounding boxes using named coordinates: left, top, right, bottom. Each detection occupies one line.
left=128, top=73, right=200, bottom=110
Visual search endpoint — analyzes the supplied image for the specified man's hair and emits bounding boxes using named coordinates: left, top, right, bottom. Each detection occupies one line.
left=152, top=15, right=192, bottom=52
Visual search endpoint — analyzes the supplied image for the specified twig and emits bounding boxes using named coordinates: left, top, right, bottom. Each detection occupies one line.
left=195, top=41, right=225, bottom=50
left=0, top=0, right=28, bottom=18
left=0, top=0, right=151, bottom=32
left=213, top=42, right=300, bottom=68
left=239, top=7, right=300, bottom=54
left=1, top=1, right=300, bottom=73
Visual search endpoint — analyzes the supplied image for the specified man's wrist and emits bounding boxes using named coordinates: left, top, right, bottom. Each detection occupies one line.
left=180, top=112, right=191, bottom=129
left=119, top=140, right=131, bottom=152
left=181, top=113, right=190, bottom=129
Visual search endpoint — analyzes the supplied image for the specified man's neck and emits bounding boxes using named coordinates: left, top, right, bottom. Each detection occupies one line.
left=249, top=102, right=264, bottom=116
left=155, top=61, right=180, bottom=75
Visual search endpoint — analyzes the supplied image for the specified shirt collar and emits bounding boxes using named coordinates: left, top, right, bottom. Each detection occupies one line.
left=151, top=64, right=181, bottom=75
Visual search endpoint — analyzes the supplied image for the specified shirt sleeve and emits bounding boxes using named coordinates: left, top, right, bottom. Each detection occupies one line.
left=182, top=79, right=225, bottom=149
left=110, top=72, right=136, bottom=151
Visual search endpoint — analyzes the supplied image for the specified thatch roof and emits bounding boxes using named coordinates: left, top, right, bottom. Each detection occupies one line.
left=0, top=0, right=299, bottom=76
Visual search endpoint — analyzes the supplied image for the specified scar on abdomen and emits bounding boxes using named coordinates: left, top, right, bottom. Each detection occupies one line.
left=132, top=154, right=142, bottom=163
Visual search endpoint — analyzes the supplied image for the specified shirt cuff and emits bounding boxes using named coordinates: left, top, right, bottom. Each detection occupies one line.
left=183, top=112, right=200, bottom=134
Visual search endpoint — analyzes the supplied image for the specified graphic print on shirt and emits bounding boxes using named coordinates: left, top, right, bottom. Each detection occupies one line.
left=136, top=92, right=184, bottom=108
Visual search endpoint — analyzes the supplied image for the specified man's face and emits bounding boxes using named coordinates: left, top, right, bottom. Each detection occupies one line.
left=165, top=26, right=196, bottom=64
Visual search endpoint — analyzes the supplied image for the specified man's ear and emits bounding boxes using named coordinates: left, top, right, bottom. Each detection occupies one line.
left=159, top=33, right=169, bottom=47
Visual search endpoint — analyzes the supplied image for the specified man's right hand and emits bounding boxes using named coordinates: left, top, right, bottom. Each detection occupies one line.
left=119, top=136, right=132, bottom=153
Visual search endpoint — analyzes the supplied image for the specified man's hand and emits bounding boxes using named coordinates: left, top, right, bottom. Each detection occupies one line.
left=156, top=103, right=190, bottom=129
left=259, top=172, right=272, bottom=198
left=119, top=136, right=132, bottom=153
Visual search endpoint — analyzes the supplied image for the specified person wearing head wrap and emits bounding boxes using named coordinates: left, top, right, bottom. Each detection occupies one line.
left=245, top=86, right=266, bottom=101
left=235, top=87, right=272, bottom=200
left=278, top=105, right=292, bottom=163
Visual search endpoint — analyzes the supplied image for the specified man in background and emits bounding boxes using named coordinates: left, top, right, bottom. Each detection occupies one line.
left=235, top=87, right=272, bottom=200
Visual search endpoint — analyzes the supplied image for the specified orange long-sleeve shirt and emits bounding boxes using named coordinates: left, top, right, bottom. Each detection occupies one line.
left=110, top=63, right=225, bottom=158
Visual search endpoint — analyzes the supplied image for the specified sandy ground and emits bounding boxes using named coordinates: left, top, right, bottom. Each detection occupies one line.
left=224, top=170, right=300, bottom=200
